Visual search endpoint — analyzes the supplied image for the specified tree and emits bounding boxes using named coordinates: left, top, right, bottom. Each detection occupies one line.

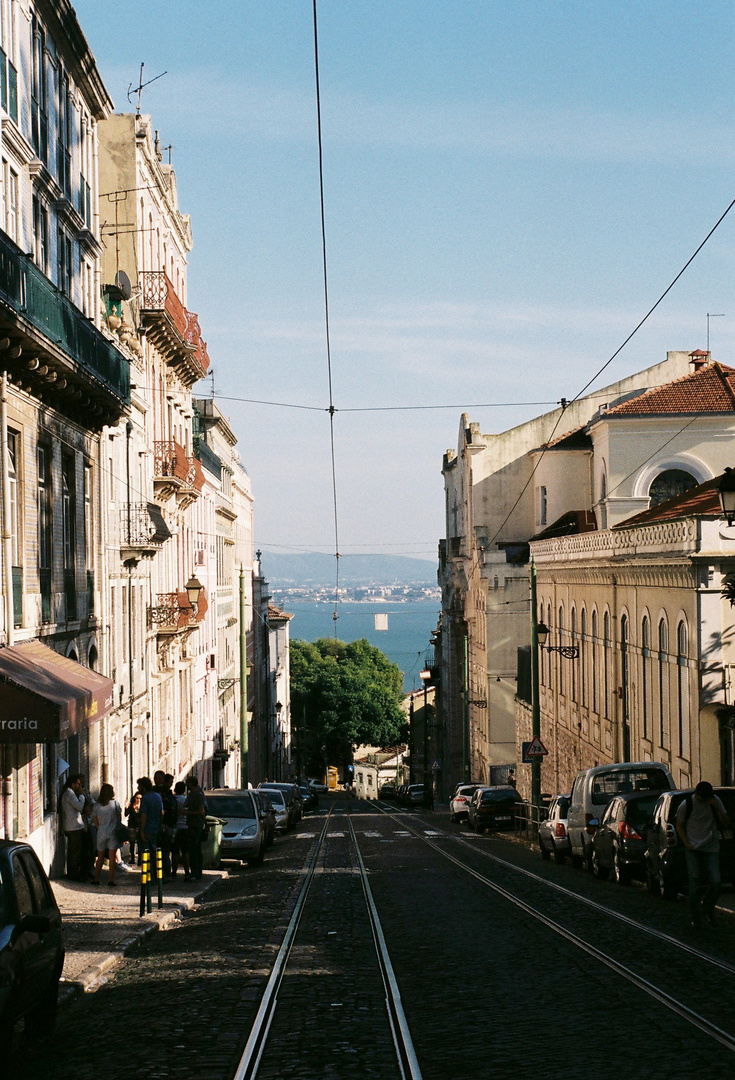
left=290, top=637, right=407, bottom=773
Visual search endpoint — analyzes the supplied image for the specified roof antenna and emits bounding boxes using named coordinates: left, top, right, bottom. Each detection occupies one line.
left=706, top=312, right=724, bottom=353
left=127, top=62, right=168, bottom=116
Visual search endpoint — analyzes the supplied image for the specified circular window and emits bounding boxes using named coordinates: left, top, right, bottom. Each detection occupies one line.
left=649, top=469, right=697, bottom=507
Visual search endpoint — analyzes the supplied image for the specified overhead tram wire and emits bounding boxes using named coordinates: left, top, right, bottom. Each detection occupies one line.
left=486, top=188, right=735, bottom=552
left=312, top=0, right=341, bottom=636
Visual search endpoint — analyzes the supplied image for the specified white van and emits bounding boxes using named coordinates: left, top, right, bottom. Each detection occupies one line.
left=567, top=761, right=675, bottom=869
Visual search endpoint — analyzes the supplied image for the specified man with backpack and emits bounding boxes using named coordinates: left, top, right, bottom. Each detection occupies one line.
left=675, top=781, right=730, bottom=928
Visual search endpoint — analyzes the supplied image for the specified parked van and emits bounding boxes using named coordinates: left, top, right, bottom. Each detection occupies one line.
left=567, top=761, right=675, bottom=869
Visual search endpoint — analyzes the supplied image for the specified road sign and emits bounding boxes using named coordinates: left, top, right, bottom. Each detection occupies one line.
left=522, top=737, right=549, bottom=763
left=430, top=759, right=442, bottom=770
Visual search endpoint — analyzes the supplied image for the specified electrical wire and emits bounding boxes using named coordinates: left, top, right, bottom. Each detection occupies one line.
left=312, top=0, right=341, bottom=634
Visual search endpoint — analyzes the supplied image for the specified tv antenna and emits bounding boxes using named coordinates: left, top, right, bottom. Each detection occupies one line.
left=706, top=312, right=725, bottom=353
left=127, top=63, right=168, bottom=116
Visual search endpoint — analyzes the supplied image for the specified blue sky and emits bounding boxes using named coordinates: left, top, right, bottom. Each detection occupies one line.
left=75, top=0, right=735, bottom=563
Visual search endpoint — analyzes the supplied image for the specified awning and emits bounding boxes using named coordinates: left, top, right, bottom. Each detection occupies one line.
left=0, top=640, right=114, bottom=743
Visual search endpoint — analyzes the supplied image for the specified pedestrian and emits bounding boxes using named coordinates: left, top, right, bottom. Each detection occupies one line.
left=138, top=776, right=163, bottom=876
left=675, top=780, right=731, bottom=928
left=153, top=770, right=178, bottom=879
left=171, top=781, right=190, bottom=880
left=125, top=791, right=142, bottom=865
left=60, top=773, right=92, bottom=881
left=507, top=770, right=517, bottom=790
left=92, top=783, right=123, bottom=886
left=184, top=775, right=207, bottom=881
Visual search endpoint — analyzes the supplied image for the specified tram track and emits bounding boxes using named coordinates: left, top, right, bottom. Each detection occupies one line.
left=370, top=802, right=735, bottom=1054
left=232, top=802, right=422, bottom=1080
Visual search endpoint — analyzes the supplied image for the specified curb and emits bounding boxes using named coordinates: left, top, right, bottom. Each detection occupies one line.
left=57, top=871, right=227, bottom=1006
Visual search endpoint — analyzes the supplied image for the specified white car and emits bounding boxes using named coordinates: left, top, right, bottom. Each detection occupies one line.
left=308, top=778, right=328, bottom=793
left=538, top=794, right=571, bottom=863
left=450, top=784, right=481, bottom=822
left=205, top=790, right=267, bottom=865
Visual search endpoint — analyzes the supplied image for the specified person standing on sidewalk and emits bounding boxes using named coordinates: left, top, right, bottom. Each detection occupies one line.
left=92, top=784, right=122, bottom=886
left=184, top=775, right=207, bottom=881
left=60, top=774, right=91, bottom=881
left=153, top=771, right=178, bottom=879
left=171, top=781, right=190, bottom=880
left=138, top=776, right=163, bottom=872
left=676, top=781, right=731, bottom=928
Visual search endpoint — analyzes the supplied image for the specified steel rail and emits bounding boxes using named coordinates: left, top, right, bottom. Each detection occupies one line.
left=375, top=802, right=735, bottom=975
left=370, top=805, right=735, bottom=1052
left=346, top=810, right=424, bottom=1080
left=232, top=806, right=333, bottom=1080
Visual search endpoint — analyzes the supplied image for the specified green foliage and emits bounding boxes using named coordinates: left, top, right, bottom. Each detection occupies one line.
left=290, top=637, right=407, bottom=770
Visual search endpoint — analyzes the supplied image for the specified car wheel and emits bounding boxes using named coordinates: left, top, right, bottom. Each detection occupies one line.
left=660, top=870, right=678, bottom=901
left=25, top=977, right=60, bottom=1038
left=540, top=842, right=551, bottom=861
left=247, top=841, right=265, bottom=866
left=592, top=850, right=609, bottom=880
left=613, top=848, right=631, bottom=886
left=553, top=847, right=566, bottom=865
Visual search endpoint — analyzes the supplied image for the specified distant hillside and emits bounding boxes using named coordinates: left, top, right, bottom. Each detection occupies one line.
left=260, top=552, right=437, bottom=588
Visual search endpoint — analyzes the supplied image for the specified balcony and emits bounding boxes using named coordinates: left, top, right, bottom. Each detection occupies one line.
left=120, top=502, right=171, bottom=560
left=153, top=440, right=203, bottom=507
left=0, top=231, right=130, bottom=429
left=139, top=271, right=210, bottom=387
left=148, top=588, right=207, bottom=636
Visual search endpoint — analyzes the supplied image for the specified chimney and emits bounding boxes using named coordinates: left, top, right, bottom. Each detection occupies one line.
left=689, top=349, right=710, bottom=371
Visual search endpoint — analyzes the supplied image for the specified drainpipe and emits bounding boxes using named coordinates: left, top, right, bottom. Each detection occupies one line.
left=239, top=565, right=248, bottom=785
left=0, top=372, right=13, bottom=838
left=125, top=422, right=135, bottom=796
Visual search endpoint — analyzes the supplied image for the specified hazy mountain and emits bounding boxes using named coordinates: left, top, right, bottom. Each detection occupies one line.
left=260, top=552, right=437, bottom=588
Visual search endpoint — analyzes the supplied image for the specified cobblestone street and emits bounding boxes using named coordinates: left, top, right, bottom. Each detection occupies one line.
left=11, top=801, right=735, bottom=1080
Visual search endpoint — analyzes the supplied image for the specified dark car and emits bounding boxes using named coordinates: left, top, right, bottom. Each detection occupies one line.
left=252, top=791, right=277, bottom=847
left=645, top=787, right=735, bottom=900
left=0, top=841, right=65, bottom=1049
left=379, top=780, right=397, bottom=800
left=467, top=786, right=523, bottom=833
left=298, top=782, right=319, bottom=813
left=591, top=791, right=660, bottom=885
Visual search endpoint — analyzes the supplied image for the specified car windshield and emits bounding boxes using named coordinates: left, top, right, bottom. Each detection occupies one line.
left=625, top=795, right=659, bottom=827
left=481, top=788, right=519, bottom=803
left=591, top=769, right=671, bottom=806
left=205, top=796, right=255, bottom=819
left=556, top=797, right=570, bottom=816
left=458, top=786, right=476, bottom=797
left=262, top=790, right=286, bottom=808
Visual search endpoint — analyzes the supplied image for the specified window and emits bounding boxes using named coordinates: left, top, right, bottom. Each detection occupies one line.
left=539, top=485, right=547, bottom=526
left=649, top=470, right=697, bottom=508
left=33, top=194, right=48, bottom=272
left=558, top=606, right=564, bottom=696
left=2, top=159, right=18, bottom=241
left=658, top=619, right=670, bottom=749
left=642, top=617, right=652, bottom=740
left=580, top=609, right=587, bottom=707
left=591, top=610, right=598, bottom=713
left=0, top=0, right=18, bottom=123
left=57, top=227, right=72, bottom=296
left=56, top=65, right=72, bottom=197
left=546, top=603, right=552, bottom=690
left=571, top=609, right=577, bottom=702
left=62, top=455, right=75, bottom=569
left=677, top=621, right=690, bottom=759
left=620, top=615, right=630, bottom=760
left=599, top=469, right=608, bottom=530
left=37, top=443, right=52, bottom=582
left=603, top=611, right=611, bottom=719
left=78, top=113, right=91, bottom=225
left=30, top=13, right=47, bottom=163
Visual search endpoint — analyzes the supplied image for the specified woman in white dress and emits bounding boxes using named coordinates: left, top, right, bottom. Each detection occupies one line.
left=92, top=783, right=122, bottom=886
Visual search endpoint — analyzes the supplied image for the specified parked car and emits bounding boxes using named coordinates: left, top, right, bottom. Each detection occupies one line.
left=0, top=840, right=65, bottom=1048
left=298, top=782, right=319, bottom=813
left=590, top=791, right=660, bottom=884
left=308, top=778, right=328, bottom=793
left=252, top=791, right=277, bottom=847
left=259, top=788, right=290, bottom=831
left=406, top=783, right=425, bottom=806
left=450, top=784, right=481, bottom=822
left=396, top=784, right=410, bottom=805
left=259, top=783, right=300, bottom=828
left=467, top=786, right=523, bottom=833
left=645, top=786, right=735, bottom=900
left=379, top=780, right=397, bottom=799
left=538, top=794, right=571, bottom=863
left=567, top=761, right=675, bottom=869
left=205, top=790, right=267, bottom=865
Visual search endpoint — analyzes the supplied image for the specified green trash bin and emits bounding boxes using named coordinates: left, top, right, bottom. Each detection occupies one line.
left=201, top=815, right=225, bottom=870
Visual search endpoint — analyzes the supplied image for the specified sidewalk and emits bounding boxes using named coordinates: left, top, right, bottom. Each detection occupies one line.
left=53, top=863, right=227, bottom=1002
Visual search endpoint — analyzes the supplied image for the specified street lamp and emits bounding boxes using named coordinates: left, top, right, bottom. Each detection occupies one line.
left=537, top=621, right=579, bottom=658
left=718, top=468, right=735, bottom=526
left=185, top=574, right=203, bottom=611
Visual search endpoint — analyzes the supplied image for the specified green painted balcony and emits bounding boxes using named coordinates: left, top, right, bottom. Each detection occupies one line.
left=0, top=230, right=130, bottom=428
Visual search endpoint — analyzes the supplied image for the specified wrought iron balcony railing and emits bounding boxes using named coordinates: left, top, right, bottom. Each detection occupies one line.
left=139, top=270, right=210, bottom=381
left=120, top=503, right=171, bottom=549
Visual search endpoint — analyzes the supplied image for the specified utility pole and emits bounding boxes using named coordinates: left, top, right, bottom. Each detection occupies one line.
left=239, top=565, right=248, bottom=785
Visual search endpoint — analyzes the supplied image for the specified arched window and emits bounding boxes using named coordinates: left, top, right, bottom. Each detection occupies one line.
left=88, top=644, right=98, bottom=671
left=658, top=619, right=670, bottom=749
left=677, top=621, right=690, bottom=759
left=547, top=603, right=553, bottom=690
left=603, top=611, right=611, bottom=719
left=591, top=610, right=598, bottom=713
left=649, top=470, right=697, bottom=507
left=641, top=616, right=651, bottom=740
left=599, top=469, right=608, bottom=529
left=580, top=608, right=587, bottom=708
left=571, top=608, right=577, bottom=702
left=558, top=605, right=565, bottom=696
left=620, top=615, right=630, bottom=760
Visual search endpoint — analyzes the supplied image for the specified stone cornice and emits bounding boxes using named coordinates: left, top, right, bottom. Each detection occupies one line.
left=532, top=518, right=698, bottom=562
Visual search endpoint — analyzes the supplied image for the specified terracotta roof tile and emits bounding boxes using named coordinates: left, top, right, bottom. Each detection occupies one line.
left=601, top=362, right=735, bottom=417
left=614, top=475, right=721, bottom=527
